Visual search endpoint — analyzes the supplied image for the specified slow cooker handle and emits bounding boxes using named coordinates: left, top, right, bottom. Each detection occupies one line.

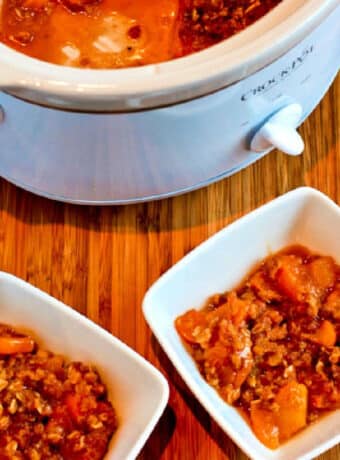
left=250, top=104, right=305, bottom=156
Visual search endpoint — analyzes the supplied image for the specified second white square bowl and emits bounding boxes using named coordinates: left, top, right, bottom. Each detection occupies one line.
left=143, top=186, right=340, bottom=460
left=0, top=274, right=169, bottom=460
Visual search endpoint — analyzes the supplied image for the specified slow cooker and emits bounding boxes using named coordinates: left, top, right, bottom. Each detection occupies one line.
left=0, top=0, right=339, bottom=204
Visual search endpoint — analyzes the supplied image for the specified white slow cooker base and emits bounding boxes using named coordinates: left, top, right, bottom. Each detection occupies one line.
left=0, top=154, right=265, bottom=205
left=0, top=8, right=339, bottom=204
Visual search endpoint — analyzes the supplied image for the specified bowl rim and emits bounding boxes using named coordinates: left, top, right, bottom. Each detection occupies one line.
left=0, top=271, right=170, bottom=460
left=0, top=0, right=337, bottom=109
left=142, top=186, right=340, bottom=460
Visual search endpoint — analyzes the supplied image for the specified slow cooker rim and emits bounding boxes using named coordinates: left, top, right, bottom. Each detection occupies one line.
left=0, top=0, right=338, bottom=110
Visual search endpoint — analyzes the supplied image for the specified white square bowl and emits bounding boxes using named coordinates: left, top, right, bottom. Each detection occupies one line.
left=0, top=273, right=169, bottom=460
left=143, top=186, right=340, bottom=460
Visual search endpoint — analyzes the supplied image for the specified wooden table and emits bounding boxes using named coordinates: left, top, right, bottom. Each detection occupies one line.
left=0, top=75, right=338, bottom=460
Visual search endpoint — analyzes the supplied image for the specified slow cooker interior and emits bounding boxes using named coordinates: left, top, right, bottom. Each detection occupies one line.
left=0, top=0, right=338, bottom=112
left=0, top=0, right=283, bottom=69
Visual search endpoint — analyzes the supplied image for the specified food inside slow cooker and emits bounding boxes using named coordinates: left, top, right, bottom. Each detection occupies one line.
left=0, top=0, right=282, bottom=68
left=175, top=246, right=340, bottom=448
left=0, top=323, right=117, bottom=459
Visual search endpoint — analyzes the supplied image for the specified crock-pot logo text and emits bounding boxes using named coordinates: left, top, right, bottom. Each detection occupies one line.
left=241, top=46, right=314, bottom=101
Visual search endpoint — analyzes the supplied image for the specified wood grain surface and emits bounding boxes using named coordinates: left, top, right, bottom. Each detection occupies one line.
left=0, top=75, right=339, bottom=460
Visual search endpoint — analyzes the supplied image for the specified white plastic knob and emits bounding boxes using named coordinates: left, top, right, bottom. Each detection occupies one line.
left=250, top=103, right=304, bottom=156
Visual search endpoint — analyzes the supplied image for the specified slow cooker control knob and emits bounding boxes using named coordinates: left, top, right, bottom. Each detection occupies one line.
left=250, top=103, right=304, bottom=156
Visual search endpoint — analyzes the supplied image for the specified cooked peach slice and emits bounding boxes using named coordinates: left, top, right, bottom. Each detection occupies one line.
left=275, top=381, right=308, bottom=441
left=175, top=309, right=207, bottom=344
left=250, top=402, right=279, bottom=449
left=275, top=256, right=306, bottom=302
left=0, top=336, right=35, bottom=354
left=312, top=320, right=336, bottom=347
left=309, top=257, right=336, bottom=290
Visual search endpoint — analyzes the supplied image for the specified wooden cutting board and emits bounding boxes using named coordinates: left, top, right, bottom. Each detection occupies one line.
left=0, top=75, right=338, bottom=460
